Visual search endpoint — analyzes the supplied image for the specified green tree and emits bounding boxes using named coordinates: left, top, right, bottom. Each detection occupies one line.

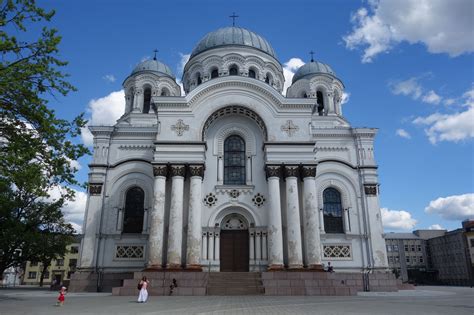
left=0, top=0, right=88, bottom=278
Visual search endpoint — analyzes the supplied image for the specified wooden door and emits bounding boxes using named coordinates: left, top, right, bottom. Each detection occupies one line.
left=220, top=230, right=249, bottom=272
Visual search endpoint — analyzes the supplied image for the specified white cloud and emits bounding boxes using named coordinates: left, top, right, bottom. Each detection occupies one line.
left=425, top=193, right=474, bottom=221
left=396, top=128, right=411, bottom=139
left=443, top=98, right=456, bottom=106
left=81, top=90, right=125, bottom=146
left=390, top=77, right=423, bottom=100
left=412, top=102, right=474, bottom=144
left=428, top=224, right=445, bottom=230
left=422, top=90, right=442, bottom=105
left=47, top=187, right=87, bottom=234
left=282, top=58, right=305, bottom=96
left=103, top=74, right=116, bottom=83
left=178, top=53, right=190, bottom=75
left=344, top=0, right=474, bottom=63
left=341, top=92, right=350, bottom=105
left=381, top=207, right=417, bottom=230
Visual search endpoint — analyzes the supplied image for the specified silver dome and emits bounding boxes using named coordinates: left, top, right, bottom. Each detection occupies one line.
left=292, top=60, right=336, bottom=83
left=131, top=59, right=175, bottom=79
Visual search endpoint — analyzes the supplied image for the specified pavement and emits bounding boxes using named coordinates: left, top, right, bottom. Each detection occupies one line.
left=0, top=285, right=473, bottom=314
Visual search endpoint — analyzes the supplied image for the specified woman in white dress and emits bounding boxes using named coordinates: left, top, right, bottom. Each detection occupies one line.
left=137, top=276, right=149, bottom=303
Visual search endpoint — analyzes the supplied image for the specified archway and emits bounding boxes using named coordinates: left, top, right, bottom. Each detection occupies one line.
left=219, top=213, right=249, bottom=272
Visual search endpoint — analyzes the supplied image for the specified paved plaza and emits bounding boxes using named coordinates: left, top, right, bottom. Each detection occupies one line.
left=0, top=286, right=473, bottom=314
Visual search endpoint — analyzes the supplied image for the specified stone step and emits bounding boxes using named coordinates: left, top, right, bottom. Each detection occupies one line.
left=206, top=272, right=264, bottom=295
left=207, top=287, right=265, bottom=295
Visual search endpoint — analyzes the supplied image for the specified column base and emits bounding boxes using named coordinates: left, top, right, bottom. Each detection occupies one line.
left=142, top=265, right=164, bottom=271
left=267, top=264, right=285, bottom=271
left=185, top=264, right=203, bottom=271
left=166, top=264, right=182, bottom=271
left=307, top=264, right=325, bottom=271
left=287, top=264, right=304, bottom=270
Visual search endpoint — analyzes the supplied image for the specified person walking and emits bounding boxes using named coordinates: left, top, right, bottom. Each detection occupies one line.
left=137, top=276, right=149, bottom=303
left=55, top=286, right=67, bottom=306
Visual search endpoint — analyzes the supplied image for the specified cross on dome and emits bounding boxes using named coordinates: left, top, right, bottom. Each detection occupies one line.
left=229, top=12, right=239, bottom=26
left=309, top=50, right=315, bottom=62
left=153, top=49, right=158, bottom=60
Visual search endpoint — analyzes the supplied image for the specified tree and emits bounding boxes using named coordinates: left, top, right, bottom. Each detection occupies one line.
left=0, top=1, right=88, bottom=278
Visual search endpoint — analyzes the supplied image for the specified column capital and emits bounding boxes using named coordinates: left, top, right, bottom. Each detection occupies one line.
left=88, top=183, right=103, bottom=195
left=302, top=165, right=317, bottom=178
left=364, top=184, right=378, bottom=196
left=170, top=165, right=186, bottom=178
left=283, top=165, right=300, bottom=178
left=153, top=164, right=168, bottom=177
left=265, top=165, right=282, bottom=179
left=188, top=164, right=205, bottom=178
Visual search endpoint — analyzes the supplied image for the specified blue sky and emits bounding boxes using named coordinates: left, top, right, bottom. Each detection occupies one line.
left=34, top=0, right=473, bottom=233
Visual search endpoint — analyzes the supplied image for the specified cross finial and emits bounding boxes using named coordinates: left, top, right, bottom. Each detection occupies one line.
left=309, top=50, right=315, bottom=62
left=153, top=49, right=158, bottom=60
left=229, top=12, right=239, bottom=26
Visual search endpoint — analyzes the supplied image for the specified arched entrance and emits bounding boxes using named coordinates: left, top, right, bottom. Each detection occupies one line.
left=219, top=214, right=249, bottom=272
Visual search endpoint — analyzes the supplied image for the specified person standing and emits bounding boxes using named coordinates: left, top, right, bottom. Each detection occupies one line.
left=55, top=286, right=67, bottom=306
left=137, top=276, right=149, bottom=303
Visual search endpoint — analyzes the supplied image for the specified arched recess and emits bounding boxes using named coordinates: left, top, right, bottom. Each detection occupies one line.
left=201, top=105, right=268, bottom=141
left=208, top=203, right=259, bottom=228
left=317, top=177, right=353, bottom=210
left=213, top=123, right=257, bottom=157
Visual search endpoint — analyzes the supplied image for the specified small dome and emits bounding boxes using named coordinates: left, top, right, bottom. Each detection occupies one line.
left=292, top=60, right=336, bottom=83
left=190, top=27, right=276, bottom=58
left=131, top=58, right=175, bottom=79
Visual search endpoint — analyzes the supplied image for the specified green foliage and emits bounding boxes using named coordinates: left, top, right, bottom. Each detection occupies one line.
left=0, top=1, right=89, bottom=276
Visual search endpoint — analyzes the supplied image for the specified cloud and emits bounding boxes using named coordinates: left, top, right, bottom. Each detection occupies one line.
left=282, top=57, right=305, bottom=95
left=47, top=187, right=87, bottom=234
left=422, top=90, right=442, bottom=105
left=178, top=53, right=190, bottom=75
left=428, top=224, right=445, bottom=230
left=102, top=74, right=116, bottom=83
left=341, top=92, right=350, bottom=105
left=381, top=207, right=417, bottom=230
left=443, top=98, right=455, bottom=106
left=425, top=193, right=474, bottom=220
left=81, top=90, right=125, bottom=146
left=389, top=77, right=423, bottom=100
left=396, top=128, right=411, bottom=139
left=343, top=0, right=474, bottom=63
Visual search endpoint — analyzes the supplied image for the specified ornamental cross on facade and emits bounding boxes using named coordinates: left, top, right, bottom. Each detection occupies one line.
left=171, top=119, right=189, bottom=136
left=281, top=120, right=299, bottom=137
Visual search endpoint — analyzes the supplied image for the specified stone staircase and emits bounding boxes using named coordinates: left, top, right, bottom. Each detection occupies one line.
left=207, top=272, right=264, bottom=295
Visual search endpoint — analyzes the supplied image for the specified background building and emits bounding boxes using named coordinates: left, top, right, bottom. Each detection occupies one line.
left=22, top=237, right=81, bottom=287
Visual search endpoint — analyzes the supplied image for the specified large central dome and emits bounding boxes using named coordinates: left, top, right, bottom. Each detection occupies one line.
left=190, top=26, right=276, bottom=58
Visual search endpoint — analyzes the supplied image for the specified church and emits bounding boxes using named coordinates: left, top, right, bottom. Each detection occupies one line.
left=73, top=25, right=389, bottom=293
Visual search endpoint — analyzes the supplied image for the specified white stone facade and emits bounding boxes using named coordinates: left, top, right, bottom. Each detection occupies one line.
left=78, top=27, right=388, bottom=275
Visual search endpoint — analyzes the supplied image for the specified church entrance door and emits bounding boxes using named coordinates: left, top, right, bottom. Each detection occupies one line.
left=220, top=230, right=249, bottom=272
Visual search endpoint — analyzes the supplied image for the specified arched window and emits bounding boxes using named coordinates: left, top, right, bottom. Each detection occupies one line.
left=323, top=188, right=344, bottom=233
left=303, top=92, right=308, bottom=98
left=211, top=68, right=219, bottom=79
left=229, top=66, right=238, bottom=76
left=129, top=88, right=134, bottom=112
left=248, top=69, right=256, bottom=79
left=123, top=187, right=145, bottom=233
left=196, top=72, right=202, bottom=85
left=143, top=87, right=151, bottom=113
left=265, top=73, right=272, bottom=85
left=161, top=88, right=169, bottom=96
left=224, top=135, right=246, bottom=185
left=317, top=91, right=324, bottom=116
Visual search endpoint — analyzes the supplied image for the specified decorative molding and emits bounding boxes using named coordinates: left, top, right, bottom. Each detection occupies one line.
left=89, top=183, right=103, bottom=195
left=221, top=213, right=248, bottom=230
left=252, top=193, right=266, bottom=207
left=265, top=165, right=282, bottom=179
left=302, top=166, right=317, bottom=178
left=118, top=145, right=154, bottom=151
left=315, top=146, right=349, bottom=152
left=188, top=164, right=205, bottom=178
left=203, top=193, right=217, bottom=207
left=215, top=185, right=254, bottom=195
left=281, top=120, right=299, bottom=137
left=114, top=245, right=144, bottom=260
left=153, top=165, right=168, bottom=177
left=214, top=124, right=256, bottom=156
left=364, top=184, right=378, bottom=196
left=171, top=119, right=189, bottom=136
left=170, top=165, right=186, bottom=177
left=228, top=189, right=240, bottom=199
left=323, top=244, right=352, bottom=260
left=283, top=165, right=300, bottom=178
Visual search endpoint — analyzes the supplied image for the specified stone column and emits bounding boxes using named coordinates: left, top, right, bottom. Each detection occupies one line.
left=214, top=230, right=220, bottom=261
left=208, top=231, right=214, bottom=261
left=265, top=165, right=284, bottom=270
left=79, top=183, right=103, bottom=269
left=284, top=166, right=304, bottom=269
left=166, top=165, right=186, bottom=269
left=262, top=231, right=268, bottom=260
left=256, top=230, right=262, bottom=261
left=186, top=165, right=204, bottom=270
left=344, top=208, right=350, bottom=232
left=217, top=156, right=223, bottom=184
left=302, top=166, right=323, bottom=270
left=147, top=165, right=168, bottom=269
left=319, top=208, right=325, bottom=233
left=249, top=229, right=255, bottom=263
left=202, top=230, right=208, bottom=260
left=246, top=156, right=252, bottom=184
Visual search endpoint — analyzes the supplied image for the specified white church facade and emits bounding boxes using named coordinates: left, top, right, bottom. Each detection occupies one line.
left=76, top=26, right=388, bottom=285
